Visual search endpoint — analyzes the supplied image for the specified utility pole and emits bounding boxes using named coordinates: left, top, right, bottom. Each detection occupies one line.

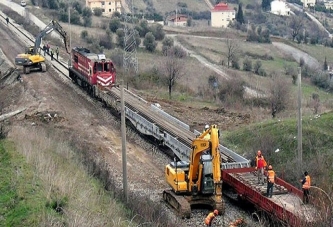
left=297, top=67, right=302, bottom=174
left=68, top=7, right=71, bottom=66
left=121, top=80, right=128, bottom=202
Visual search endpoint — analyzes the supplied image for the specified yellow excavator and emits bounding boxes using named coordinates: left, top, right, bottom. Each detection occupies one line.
left=14, top=20, right=69, bottom=74
left=163, top=125, right=224, bottom=218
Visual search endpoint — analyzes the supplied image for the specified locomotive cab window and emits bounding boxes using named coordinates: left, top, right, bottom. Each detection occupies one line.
left=104, top=63, right=109, bottom=72
left=94, top=62, right=103, bottom=72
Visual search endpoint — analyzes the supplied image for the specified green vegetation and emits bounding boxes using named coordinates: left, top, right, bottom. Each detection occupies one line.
left=0, top=141, right=47, bottom=226
left=0, top=127, right=137, bottom=227
left=223, top=111, right=333, bottom=184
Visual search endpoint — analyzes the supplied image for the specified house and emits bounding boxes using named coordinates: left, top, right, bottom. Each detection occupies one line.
left=271, top=0, right=291, bottom=16
left=166, top=14, right=188, bottom=27
left=211, top=3, right=235, bottom=28
left=324, top=0, right=333, bottom=9
left=85, top=0, right=122, bottom=17
left=300, top=0, right=316, bottom=7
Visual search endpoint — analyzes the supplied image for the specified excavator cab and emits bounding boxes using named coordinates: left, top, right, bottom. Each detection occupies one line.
left=201, top=154, right=214, bottom=195
left=25, top=46, right=35, bottom=55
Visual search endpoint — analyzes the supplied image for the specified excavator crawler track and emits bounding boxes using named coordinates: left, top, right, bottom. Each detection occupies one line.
left=163, top=190, right=191, bottom=219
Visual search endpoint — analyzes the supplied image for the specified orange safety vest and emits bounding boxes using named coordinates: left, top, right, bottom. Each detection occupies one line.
left=267, top=170, right=275, bottom=183
left=302, top=175, right=311, bottom=189
left=204, top=212, right=215, bottom=225
left=256, top=155, right=267, bottom=168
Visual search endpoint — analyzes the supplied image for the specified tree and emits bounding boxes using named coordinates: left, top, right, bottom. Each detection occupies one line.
left=236, top=3, right=245, bottom=24
left=162, top=48, right=184, bottom=99
left=109, top=18, right=122, bottom=33
left=72, top=1, right=83, bottom=14
left=143, top=32, right=157, bottom=52
left=150, top=24, right=165, bottom=41
left=323, top=56, right=328, bottom=70
left=269, top=74, right=290, bottom=118
left=93, top=8, right=103, bottom=16
left=289, top=15, right=304, bottom=41
left=225, top=38, right=239, bottom=68
left=162, top=37, right=174, bottom=55
left=82, top=7, right=93, bottom=18
left=116, top=28, right=125, bottom=48
left=138, top=20, right=150, bottom=37
left=243, top=58, right=252, bottom=71
left=262, top=0, right=271, bottom=11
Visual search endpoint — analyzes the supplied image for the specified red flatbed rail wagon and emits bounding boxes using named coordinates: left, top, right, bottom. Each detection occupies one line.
left=222, top=167, right=320, bottom=227
left=69, top=47, right=116, bottom=95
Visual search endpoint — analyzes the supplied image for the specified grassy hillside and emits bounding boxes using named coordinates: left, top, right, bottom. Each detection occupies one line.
left=0, top=127, right=135, bottom=227
left=223, top=111, right=333, bottom=186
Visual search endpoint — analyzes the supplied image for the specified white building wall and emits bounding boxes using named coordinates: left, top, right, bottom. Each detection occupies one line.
left=301, top=0, right=316, bottom=7
left=271, top=0, right=290, bottom=16
left=211, top=11, right=235, bottom=28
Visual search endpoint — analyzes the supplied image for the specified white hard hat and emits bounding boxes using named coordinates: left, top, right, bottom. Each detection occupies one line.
left=205, top=125, right=209, bottom=130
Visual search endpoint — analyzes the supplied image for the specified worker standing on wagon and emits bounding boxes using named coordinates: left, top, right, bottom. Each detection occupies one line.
left=255, top=150, right=267, bottom=185
left=50, top=48, right=54, bottom=60
left=300, top=171, right=311, bottom=204
left=266, top=165, right=275, bottom=198
left=204, top=209, right=218, bottom=226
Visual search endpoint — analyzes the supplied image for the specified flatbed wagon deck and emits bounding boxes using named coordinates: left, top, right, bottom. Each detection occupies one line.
left=223, top=167, right=320, bottom=226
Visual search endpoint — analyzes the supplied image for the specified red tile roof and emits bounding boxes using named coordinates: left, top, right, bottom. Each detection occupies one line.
left=211, top=2, right=234, bottom=12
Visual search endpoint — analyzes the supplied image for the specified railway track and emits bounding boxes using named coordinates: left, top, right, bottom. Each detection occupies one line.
left=0, top=12, right=243, bottom=164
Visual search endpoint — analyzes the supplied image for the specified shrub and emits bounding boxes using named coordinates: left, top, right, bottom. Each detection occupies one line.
left=243, top=58, right=252, bottom=71
left=81, top=30, right=88, bottom=39
left=143, top=32, right=157, bottom=52
left=93, top=8, right=103, bottom=16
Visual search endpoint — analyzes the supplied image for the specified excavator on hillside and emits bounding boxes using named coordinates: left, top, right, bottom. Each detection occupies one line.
left=163, top=125, right=224, bottom=218
left=14, top=20, right=70, bottom=74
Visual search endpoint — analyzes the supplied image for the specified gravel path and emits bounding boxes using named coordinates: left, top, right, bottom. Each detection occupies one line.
left=272, top=42, right=320, bottom=69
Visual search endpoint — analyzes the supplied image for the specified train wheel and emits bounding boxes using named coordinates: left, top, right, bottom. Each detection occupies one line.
left=25, top=67, right=30, bottom=74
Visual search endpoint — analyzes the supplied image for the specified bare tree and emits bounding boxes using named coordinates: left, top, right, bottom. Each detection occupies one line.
left=289, top=15, right=304, bottom=41
left=163, top=48, right=184, bottom=99
left=225, top=38, right=239, bottom=68
left=269, top=74, right=291, bottom=118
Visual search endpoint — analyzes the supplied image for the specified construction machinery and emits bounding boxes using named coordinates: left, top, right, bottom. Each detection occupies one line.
left=14, top=20, right=69, bottom=74
left=163, top=125, right=224, bottom=218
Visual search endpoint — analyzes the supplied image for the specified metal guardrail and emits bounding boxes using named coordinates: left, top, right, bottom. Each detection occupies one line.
left=151, top=104, right=190, bottom=131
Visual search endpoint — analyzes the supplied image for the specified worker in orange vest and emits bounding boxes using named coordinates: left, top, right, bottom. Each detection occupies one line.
left=204, top=209, right=218, bottom=226
left=255, top=150, right=267, bottom=185
left=300, top=171, right=311, bottom=204
left=266, top=165, right=276, bottom=198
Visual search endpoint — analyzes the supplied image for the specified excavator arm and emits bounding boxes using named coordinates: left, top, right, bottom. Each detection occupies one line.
left=32, top=20, right=70, bottom=55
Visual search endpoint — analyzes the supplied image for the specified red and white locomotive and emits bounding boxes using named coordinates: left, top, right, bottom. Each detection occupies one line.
left=69, top=47, right=116, bottom=95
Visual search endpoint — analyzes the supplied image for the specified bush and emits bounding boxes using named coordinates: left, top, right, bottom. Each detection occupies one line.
left=81, top=30, right=88, bottom=39
left=231, top=58, right=240, bottom=70
left=143, top=32, right=157, bottom=52
left=109, top=49, right=124, bottom=68
left=243, top=58, right=252, bottom=71
left=254, top=60, right=262, bottom=74
left=109, top=18, right=122, bottom=33
left=99, top=35, right=114, bottom=49
left=93, top=8, right=103, bottom=16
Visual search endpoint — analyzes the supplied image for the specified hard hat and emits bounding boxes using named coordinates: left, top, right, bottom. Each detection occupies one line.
left=205, top=125, right=209, bottom=130
left=257, top=150, right=261, bottom=155
left=268, top=165, right=273, bottom=170
left=213, top=209, right=218, bottom=215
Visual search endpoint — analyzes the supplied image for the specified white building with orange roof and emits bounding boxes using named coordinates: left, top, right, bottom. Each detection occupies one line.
left=85, top=0, right=122, bottom=17
left=166, top=14, right=188, bottom=27
left=211, top=2, right=235, bottom=28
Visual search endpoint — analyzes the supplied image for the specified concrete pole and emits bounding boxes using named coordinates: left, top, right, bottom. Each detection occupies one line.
left=121, top=80, right=128, bottom=202
left=68, top=7, right=71, bottom=66
left=297, top=67, right=302, bottom=174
